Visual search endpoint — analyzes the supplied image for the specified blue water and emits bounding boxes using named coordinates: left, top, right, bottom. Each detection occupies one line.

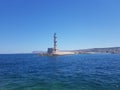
left=0, top=54, right=120, bottom=90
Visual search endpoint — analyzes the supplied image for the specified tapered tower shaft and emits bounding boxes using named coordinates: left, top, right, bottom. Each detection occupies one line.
left=54, top=33, right=57, bottom=51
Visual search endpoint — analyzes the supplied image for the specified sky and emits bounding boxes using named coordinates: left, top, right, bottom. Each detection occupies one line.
left=0, top=0, right=120, bottom=53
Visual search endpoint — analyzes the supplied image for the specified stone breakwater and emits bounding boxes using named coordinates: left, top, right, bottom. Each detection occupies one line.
left=39, top=51, right=76, bottom=56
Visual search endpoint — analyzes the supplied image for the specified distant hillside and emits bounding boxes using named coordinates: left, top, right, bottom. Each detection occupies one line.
left=77, top=47, right=120, bottom=54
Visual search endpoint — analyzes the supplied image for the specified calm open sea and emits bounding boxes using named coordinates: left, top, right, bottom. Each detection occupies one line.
left=0, top=54, right=120, bottom=90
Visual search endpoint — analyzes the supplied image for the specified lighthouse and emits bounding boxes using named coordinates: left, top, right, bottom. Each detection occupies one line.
left=47, top=33, right=58, bottom=54
left=54, top=33, right=57, bottom=52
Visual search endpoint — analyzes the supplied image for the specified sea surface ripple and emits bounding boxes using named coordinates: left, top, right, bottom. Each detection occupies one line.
left=0, top=54, right=120, bottom=90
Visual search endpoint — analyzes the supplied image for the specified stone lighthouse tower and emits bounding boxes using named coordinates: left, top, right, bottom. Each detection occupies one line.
left=54, top=33, right=57, bottom=52
left=47, top=33, right=58, bottom=54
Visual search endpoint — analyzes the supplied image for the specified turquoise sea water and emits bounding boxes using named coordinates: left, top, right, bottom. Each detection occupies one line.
left=0, top=54, right=120, bottom=90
